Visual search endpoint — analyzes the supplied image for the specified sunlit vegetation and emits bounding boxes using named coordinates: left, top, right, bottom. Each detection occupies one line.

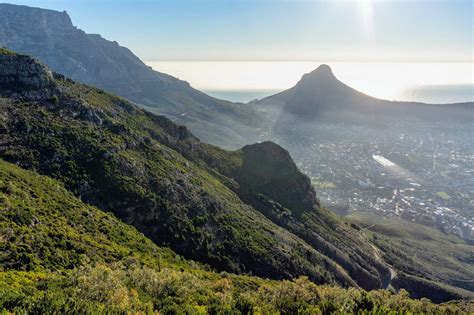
left=0, top=47, right=16, bottom=55
left=3, top=266, right=470, bottom=314
left=311, top=177, right=337, bottom=189
left=0, top=160, right=472, bottom=313
left=436, top=191, right=451, bottom=200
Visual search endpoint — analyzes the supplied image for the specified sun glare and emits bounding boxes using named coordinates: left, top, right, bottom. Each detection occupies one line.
left=358, top=0, right=375, bottom=40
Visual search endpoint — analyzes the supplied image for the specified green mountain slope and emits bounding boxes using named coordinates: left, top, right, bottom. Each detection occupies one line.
left=0, top=49, right=352, bottom=287
left=0, top=49, right=470, bottom=303
left=2, top=159, right=470, bottom=313
left=0, top=159, right=186, bottom=272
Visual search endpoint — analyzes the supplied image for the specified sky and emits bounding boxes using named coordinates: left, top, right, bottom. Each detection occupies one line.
left=4, top=0, right=473, bottom=62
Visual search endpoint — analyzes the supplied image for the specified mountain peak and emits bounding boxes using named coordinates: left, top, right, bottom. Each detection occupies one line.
left=302, top=64, right=336, bottom=82
left=277, top=62, right=372, bottom=118
left=313, top=64, right=333, bottom=74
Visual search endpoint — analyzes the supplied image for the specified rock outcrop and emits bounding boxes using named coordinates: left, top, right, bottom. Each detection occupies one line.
left=237, top=141, right=318, bottom=216
left=0, top=48, right=57, bottom=101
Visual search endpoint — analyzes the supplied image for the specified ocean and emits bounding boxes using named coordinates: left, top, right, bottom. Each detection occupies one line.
left=146, top=61, right=474, bottom=104
left=201, top=89, right=281, bottom=103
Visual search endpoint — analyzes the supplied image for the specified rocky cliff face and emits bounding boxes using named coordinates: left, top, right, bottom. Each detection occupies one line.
left=0, top=3, right=259, bottom=149
left=0, top=4, right=173, bottom=88
left=0, top=48, right=57, bottom=101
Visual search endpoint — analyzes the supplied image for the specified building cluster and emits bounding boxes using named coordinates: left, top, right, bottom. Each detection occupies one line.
left=291, top=126, right=474, bottom=243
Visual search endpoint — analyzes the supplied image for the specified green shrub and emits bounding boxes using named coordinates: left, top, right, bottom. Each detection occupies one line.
left=234, top=293, right=254, bottom=314
left=50, top=95, right=59, bottom=105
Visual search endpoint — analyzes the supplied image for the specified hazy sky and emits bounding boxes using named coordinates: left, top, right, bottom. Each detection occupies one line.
left=5, top=0, right=473, bottom=62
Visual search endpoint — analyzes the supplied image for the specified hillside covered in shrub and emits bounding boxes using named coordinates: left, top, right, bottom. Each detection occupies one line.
left=0, top=159, right=471, bottom=314
left=0, top=48, right=472, bottom=310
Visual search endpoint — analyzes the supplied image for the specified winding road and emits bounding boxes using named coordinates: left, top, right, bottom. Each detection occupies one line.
left=358, top=224, right=398, bottom=289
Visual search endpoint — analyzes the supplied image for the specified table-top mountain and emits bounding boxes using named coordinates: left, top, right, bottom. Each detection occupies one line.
left=0, top=3, right=259, bottom=149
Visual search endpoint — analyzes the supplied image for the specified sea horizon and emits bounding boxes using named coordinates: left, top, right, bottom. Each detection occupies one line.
left=147, top=61, right=474, bottom=104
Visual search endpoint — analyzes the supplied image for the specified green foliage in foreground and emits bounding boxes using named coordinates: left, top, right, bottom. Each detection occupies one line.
left=2, top=266, right=470, bottom=314
left=0, top=160, right=471, bottom=314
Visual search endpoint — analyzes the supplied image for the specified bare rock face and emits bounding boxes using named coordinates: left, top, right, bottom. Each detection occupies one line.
left=0, top=3, right=196, bottom=105
left=0, top=4, right=149, bottom=84
left=0, top=49, right=57, bottom=101
left=237, top=141, right=318, bottom=216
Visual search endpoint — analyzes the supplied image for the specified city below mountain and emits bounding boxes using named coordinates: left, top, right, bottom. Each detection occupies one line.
left=251, top=64, right=473, bottom=252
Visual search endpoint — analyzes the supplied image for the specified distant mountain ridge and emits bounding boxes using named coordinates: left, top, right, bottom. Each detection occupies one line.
left=0, top=3, right=259, bottom=148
